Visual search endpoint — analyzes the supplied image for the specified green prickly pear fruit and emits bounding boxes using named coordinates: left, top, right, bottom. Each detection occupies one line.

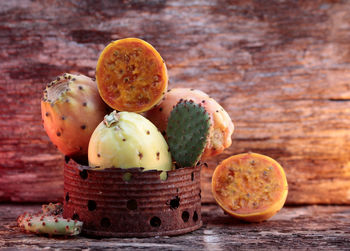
left=166, top=100, right=211, bottom=168
left=145, top=88, right=234, bottom=159
left=41, top=73, right=109, bottom=162
left=88, top=111, right=172, bottom=172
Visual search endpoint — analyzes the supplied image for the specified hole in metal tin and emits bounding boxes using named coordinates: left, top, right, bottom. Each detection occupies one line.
left=160, top=171, right=167, bottom=181
left=79, top=169, right=88, bottom=180
left=182, top=211, right=190, bottom=222
left=126, top=199, right=137, bottom=210
left=65, top=192, right=69, bottom=202
left=88, top=200, right=97, bottom=211
left=101, top=217, right=111, bottom=228
left=191, top=172, right=194, bottom=181
left=150, top=216, right=161, bottom=227
left=72, top=213, right=80, bottom=221
left=193, top=211, right=198, bottom=222
left=64, top=156, right=70, bottom=163
left=169, top=196, right=180, bottom=210
left=123, top=172, right=132, bottom=182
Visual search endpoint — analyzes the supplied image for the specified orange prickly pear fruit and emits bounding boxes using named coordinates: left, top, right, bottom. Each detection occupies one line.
left=96, top=38, right=168, bottom=113
left=212, top=152, right=288, bottom=222
left=41, top=73, right=109, bottom=162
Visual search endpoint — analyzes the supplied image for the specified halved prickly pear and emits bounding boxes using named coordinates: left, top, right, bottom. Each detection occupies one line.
left=212, top=152, right=288, bottom=222
left=41, top=73, right=109, bottom=162
left=145, top=88, right=234, bottom=159
left=96, top=38, right=168, bottom=113
left=166, top=100, right=211, bottom=168
left=88, top=111, right=172, bottom=172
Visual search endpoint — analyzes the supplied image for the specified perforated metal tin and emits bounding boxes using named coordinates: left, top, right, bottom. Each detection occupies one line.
left=63, top=160, right=202, bottom=237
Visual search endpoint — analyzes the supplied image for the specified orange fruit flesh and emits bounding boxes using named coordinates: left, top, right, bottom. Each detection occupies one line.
left=212, top=153, right=288, bottom=222
left=96, top=38, right=168, bottom=113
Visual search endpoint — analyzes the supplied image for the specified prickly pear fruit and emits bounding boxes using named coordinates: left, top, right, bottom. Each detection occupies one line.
left=145, top=88, right=234, bottom=159
left=88, top=111, right=172, bottom=171
left=17, top=203, right=83, bottom=236
left=96, top=38, right=168, bottom=113
left=212, top=152, right=288, bottom=222
left=167, top=100, right=210, bottom=168
left=41, top=73, right=109, bottom=162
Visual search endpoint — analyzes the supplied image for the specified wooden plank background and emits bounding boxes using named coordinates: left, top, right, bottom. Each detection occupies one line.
left=1, top=0, right=350, bottom=204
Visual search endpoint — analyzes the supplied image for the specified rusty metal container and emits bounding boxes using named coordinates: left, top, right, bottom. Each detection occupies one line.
left=63, top=159, right=202, bottom=237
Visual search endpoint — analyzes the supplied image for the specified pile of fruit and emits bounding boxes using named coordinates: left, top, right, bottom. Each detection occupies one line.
left=17, top=38, right=288, bottom=236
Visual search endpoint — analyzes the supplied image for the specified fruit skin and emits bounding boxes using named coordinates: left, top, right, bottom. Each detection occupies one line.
left=145, top=88, right=234, bottom=159
left=166, top=100, right=211, bottom=168
left=41, top=73, right=109, bottom=162
left=88, top=111, right=172, bottom=171
left=211, top=152, right=288, bottom=222
left=96, top=38, right=168, bottom=113
left=17, top=203, right=83, bottom=236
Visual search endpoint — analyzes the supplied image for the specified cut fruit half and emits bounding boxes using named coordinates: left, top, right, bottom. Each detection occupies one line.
left=212, top=152, right=288, bottom=222
left=96, top=38, right=168, bottom=113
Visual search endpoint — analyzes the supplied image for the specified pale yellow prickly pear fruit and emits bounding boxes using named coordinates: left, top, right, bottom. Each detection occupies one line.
left=88, top=111, right=172, bottom=172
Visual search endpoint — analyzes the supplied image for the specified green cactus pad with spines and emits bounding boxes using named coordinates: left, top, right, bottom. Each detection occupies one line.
left=17, top=214, right=83, bottom=236
left=166, top=100, right=210, bottom=168
left=17, top=203, right=83, bottom=236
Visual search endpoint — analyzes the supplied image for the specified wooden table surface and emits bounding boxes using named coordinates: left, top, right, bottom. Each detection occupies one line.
left=1, top=203, right=350, bottom=250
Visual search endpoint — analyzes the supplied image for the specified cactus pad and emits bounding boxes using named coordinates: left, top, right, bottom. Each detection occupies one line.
left=18, top=214, right=83, bottom=236
left=166, top=100, right=210, bottom=168
left=17, top=203, right=83, bottom=236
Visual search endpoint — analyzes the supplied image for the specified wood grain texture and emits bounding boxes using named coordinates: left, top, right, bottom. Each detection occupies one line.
left=1, top=0, right=350, bottom=204
left=1, top=204, right=350, bottom=250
